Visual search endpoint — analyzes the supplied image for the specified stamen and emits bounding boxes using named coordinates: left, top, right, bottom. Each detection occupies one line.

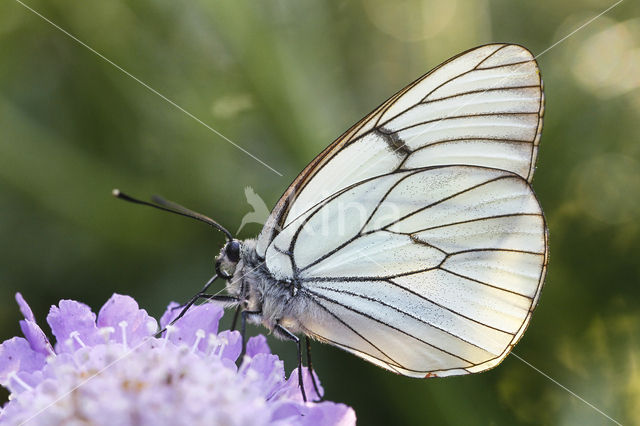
left=215, top=334, right=229, bottom=358
left=191, top=329, right=206, bottom=354
left=69, top=331, right=86, bottom=348
left=99, top=326, right=115, bottom=343
left=237, top=355, right=252, bottom=375
left=162, top=325, right=175, bottom=349
left=8, top=372, right=33, bottom=392
left=118, top=321, right=128, bottom=349
left=207, top=334, right=219, bottom=356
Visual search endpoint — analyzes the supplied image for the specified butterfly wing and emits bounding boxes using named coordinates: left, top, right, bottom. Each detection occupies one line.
left=257, top=44, right=546, bottom=377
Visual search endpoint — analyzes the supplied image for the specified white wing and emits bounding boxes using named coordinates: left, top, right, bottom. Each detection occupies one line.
left=257, top=44, right=547, bottom=377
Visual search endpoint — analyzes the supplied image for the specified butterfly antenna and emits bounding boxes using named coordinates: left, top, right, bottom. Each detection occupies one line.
left=112, top=189, right=233, bottom=241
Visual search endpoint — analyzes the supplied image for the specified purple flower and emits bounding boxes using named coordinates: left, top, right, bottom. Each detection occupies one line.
left=0, top=294, right=356, bottom=425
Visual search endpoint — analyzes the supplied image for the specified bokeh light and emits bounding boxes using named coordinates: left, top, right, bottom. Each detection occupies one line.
left=571, top=18, right=640, bottom=97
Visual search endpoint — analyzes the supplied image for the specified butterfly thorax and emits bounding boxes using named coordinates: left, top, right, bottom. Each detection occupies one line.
left=223, top=239, right=310, bottom=334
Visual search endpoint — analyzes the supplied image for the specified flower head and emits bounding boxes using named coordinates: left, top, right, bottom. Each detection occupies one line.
left=0, top=293, right=356, bottom=425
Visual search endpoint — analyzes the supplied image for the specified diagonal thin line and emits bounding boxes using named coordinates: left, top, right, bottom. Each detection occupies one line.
left=512, top=353, right=622, bottom=425
left=534, top=0, right=625, bottom=59
left=12, top=0, right=283, bottom=177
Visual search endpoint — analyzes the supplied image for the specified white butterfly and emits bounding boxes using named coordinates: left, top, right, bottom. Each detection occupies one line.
left=117, top=43, right=547, bottom=399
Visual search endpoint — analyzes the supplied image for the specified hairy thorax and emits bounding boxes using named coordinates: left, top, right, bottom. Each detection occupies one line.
left=224, top=239, right=312, bottom=335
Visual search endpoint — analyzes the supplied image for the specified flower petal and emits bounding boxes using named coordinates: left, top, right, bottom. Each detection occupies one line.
left=299, top=402, right=357, bottom=426
left=159, top=301, right=180, bottom=329
left=269, top=401, right=303, bottom=422
left=15, top=293, right=54, bottom=356
left=19, top=320, right=53, bottom=357
left=0, top=337, right=46, bottom=392
left=244, top=354, right=285, bottom=382
left=242, top=353, right=287, bottom=400
left=163, top=303, right=223, bottom=348
left=217, top=330, right=242, bottom=362
left=97, top=294, right=157, bottom=346
left=15, top=293, right=35, bottom=322
left=281, top=367, right=324, bottom=402
left=269, top=399, right=357, bottom=426
left=246, top=334, right=271, bottom=357
left=46, top=300, right=101, bottom=352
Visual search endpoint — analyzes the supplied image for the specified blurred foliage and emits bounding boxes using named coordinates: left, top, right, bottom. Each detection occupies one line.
left=1, top=0, right=639, bottom=424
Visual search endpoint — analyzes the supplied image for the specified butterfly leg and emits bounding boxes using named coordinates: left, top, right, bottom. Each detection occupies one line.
left=230, top=305, right=241, bottom=331
left=170, top=273, right=219, bottom=312
left=275, top=324, right=308, bottom=403
left=238, top=309, right=262, bottom=362
left=305, top=337, right=323, bottom=401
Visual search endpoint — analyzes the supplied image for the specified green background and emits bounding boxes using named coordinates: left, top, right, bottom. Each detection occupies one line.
left=1, top=0, right=639, bottom=424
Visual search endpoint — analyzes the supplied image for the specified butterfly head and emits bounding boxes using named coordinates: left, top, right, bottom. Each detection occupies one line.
left=215, top=239, right=242, bottom=279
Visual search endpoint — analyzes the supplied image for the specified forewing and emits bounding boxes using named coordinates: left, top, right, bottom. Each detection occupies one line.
left=256, top=43, right=544, bottom=258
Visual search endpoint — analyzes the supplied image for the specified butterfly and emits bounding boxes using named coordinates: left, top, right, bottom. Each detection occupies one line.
left=115, top=43, right=547, bottom=401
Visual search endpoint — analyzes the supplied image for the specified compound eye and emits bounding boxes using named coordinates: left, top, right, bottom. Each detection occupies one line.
left=225, top=240, right=240, bottom=263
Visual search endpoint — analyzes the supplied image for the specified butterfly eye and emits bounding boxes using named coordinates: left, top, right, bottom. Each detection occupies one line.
left=225, top=240, right=241, bottom=263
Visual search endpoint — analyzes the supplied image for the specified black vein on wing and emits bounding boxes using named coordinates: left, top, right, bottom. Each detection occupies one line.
left=287, top=168, right=423, bottom=271
left=311, top=287, right=500, bottom=358
left=384, top=111, right=540, bottom=135
left=451, top=247, right=545, bottom=256
left=438, top=268, right=533, bottom=299
left=376, top=85, right=540, bottom=132
left=299, top=247, right=538, bottom=299
left=299, top=267, right=438, bottom=283
left=473, top=44, right=510, bottom=68
left=297, top=170, right=514, bottom=274
left=301, top=318, right=471, bottom=376
left=314, top=278, right=516, bottom=336
left=304, top=279, right=538, bottom=373
left=395, top=137, right=536, bottom=170
left=301, top=291, right=411, bottom=371
left=280, top=167, right=415, bottom=246
left=406, top=212, right=542, bottom=234
left=307, top=333, right=406, bottom=375
left=420, top=84, right=540, bottom=105
left=412, top=45, right=506, bottom=106
left=303, top=288, right=476, bottom=366
left=379, top=175, right=516, bottom=233
left=408, top=136, right=536, bottom=150
left=418, top=55, right=535, bottom=108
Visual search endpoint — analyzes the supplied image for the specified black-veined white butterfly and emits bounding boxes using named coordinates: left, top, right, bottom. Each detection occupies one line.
left=115, top=43, right=547, bottom=401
